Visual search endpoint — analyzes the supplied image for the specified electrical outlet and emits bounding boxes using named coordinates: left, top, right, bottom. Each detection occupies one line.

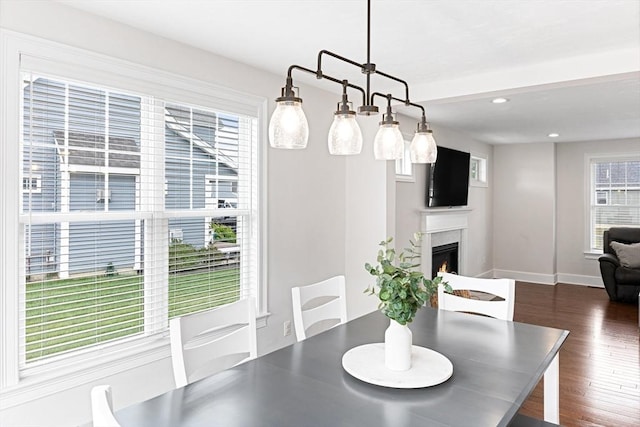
left=283, top=320, right=291, bottom=337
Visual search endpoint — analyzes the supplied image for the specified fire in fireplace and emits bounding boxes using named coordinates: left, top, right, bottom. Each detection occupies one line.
left=431, top=242, right=459, bottom=278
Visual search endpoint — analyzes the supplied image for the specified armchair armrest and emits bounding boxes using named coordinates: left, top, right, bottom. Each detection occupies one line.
left=598, top=253, right=620, bottom=301
left=598, top=253, right=620, bottom=267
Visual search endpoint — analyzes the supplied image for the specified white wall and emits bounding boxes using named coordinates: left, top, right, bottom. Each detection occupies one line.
left=394, top=119, right=494, bottom=278
left=0, top=1, right=388, bottom=425
left=492, top=138, right=639, bottom=287
left=556, top=137, right=640, bottom=286
left=493, top=143, right=557, bottom=284
left=344, top=120, right=391, bottom=320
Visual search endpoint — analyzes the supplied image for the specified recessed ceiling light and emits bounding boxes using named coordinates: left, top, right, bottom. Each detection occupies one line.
left=548, top=133, right=560, bottom=138
left=491, top=98, right=509, bottom=104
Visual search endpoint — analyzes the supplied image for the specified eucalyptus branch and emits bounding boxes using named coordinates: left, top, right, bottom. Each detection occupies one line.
left=365, top=235, right=451, bottom=325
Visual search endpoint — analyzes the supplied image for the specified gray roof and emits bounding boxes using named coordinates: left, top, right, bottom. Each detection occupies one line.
left=53, top=130, right=140, bottom=169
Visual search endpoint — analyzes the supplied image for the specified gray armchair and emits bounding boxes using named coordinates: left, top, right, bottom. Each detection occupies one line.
left=598, top=227, right=640, bottom=302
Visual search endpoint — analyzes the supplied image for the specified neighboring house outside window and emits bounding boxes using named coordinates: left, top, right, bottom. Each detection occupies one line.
left=588, top=155, right=640, bottom=251
left=19, top=72, right=260, bottom=367
left=22, top=174, right=41, bottom=193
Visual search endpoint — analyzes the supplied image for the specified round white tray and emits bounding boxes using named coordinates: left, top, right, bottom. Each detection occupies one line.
left=342, top=343, right=453, bottom=388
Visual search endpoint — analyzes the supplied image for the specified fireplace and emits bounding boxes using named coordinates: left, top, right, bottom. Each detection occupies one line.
left=420, top=207, right=470, bottom=278
left=431, top=242, right=459, bottom=278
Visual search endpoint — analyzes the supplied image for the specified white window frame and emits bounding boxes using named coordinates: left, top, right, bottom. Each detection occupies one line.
left=469, top=154, right=488, bottom=187
left=584, top=152, right=640, bottom=256
left=0, top=31, right=268, bottom=406
left=395, top=137, right=414, bottom=182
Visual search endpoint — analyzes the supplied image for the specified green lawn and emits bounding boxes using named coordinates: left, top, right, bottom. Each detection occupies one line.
left=25, top=268, right=239, bottom=362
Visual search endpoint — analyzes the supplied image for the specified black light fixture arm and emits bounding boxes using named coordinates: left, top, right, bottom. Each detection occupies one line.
left=284, top=64, right=367, bottom=107
left=371, top=92, right=432, bottom=133
left=317, top=49, right=364, bottom=76
left=372, top=91, right=426, bottom=117
left=316, top=49, right=411, bottom=108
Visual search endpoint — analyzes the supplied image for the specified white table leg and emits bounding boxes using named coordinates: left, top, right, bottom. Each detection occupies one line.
left=543, top=353, right=559, bottom=423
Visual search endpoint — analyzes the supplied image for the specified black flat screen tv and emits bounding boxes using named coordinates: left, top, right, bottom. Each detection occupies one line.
left=426, top=146, right=470, bottom=208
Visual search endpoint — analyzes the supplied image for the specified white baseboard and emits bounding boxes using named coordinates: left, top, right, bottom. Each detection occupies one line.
left=492, top=269, right=557, bottom=285
left=475, top=270, right=495, bottom=279
left=490, top=269, right=604, bottom=287
left=556, top=273, right=604, bottom=288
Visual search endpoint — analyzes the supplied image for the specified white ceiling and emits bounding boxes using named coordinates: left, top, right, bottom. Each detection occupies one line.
left=58, top=0, right=640, bottom=145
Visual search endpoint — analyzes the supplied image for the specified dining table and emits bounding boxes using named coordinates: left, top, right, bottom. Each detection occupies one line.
left=115, top=307, right=569, bottom=427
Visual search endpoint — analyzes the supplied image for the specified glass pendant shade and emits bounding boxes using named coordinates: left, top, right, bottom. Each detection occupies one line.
left=373, top=123, right=403, bottom=160
left=268, top=100, right=309, bottom=149
left=410, top=130, right=438, bottom=163
left=328, top=113, right=363, bottom=155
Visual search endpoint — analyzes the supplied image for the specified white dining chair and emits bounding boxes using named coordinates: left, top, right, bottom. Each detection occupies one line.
left=437, top=272, right=516, bottom=320
left=170, top=297, right=257, bottom=388
left=291, top=275, right=347, bottom=341
left=91, top=385, right=121, bottom=427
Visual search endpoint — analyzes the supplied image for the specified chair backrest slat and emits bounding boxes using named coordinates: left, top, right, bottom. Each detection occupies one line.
left=91, top=385, right=121, bottom=427
left=170, top=297, right=257, bottom=388
left=437, top=272, right=515, bottom=321
left=292, top=275, right=347, bottom=341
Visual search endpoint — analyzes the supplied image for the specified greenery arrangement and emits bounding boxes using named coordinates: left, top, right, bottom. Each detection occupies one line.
left=210, top=221, right=237, bottom=243
left=365, top=235, right=451, bottom=325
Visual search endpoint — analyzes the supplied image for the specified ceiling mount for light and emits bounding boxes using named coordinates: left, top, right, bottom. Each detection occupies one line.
left=268, top=0, right=437, bottom=163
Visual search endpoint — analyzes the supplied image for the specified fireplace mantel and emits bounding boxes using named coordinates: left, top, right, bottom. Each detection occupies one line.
left=419, top=208, right=471, bottom=278
left=421, top=207, right=471, bottom=234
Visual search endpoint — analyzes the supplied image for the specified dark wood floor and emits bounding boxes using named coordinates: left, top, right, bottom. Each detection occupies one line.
left=514, top=282, right=639, bottom=427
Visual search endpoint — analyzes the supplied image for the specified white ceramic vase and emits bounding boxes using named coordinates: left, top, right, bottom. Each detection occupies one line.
left=384, top=319, right=412, bottom=371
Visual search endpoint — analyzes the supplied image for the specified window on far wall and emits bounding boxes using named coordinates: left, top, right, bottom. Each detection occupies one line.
left=588, top=155, right=640, bottom=251
left=395, top=139, right=414, bottom=182
left=18, top=72, right=260, bottom=367
left=470, top=154, right=487, bottom=187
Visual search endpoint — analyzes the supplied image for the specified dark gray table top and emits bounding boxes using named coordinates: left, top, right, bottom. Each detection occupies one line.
left=116, top=308, right=569, bottom=427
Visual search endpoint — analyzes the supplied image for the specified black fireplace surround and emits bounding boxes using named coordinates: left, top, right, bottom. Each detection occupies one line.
left=432, top=242, right=458, bottom=278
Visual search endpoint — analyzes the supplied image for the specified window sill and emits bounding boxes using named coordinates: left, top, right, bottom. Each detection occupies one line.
left=584, top=251, right=603, bottom=260
left=470, top=180, right=488, bottom=188
left=395, top=174, right=415, bottom=183
left=0, top=335, right=169, bottom=410
left=0, top=312, right=269, bottom=410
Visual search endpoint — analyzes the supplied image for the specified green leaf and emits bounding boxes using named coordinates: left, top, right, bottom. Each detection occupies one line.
left=365, top=235, right=435, bottom=324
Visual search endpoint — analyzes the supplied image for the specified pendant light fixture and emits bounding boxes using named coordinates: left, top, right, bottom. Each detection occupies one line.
left=328, top=82, right=363, bottom=155
left=268, top=77, right=309, bottom=149
left=268, top=0, right=437, bottom=163
left=410, top=115, right=438, bottom=163
left=373, top=95, right=404, bottom=160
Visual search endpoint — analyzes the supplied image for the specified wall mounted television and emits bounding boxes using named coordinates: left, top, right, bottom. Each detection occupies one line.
left=426, top=146, right=470, bottom=208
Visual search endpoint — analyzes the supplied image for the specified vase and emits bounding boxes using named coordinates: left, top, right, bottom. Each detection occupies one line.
left=384, top=319, right=412, bottom=371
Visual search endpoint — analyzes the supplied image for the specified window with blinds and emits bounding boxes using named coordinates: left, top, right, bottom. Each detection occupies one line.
left=20, top=73, right=258, bottom=365
left=589, top=156, right=640, bottom=251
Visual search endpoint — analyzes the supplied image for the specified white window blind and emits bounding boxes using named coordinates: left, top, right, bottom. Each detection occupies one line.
left=589, top=156, right=640, bottom=251
left=20, top=72, right=258, bottom=366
